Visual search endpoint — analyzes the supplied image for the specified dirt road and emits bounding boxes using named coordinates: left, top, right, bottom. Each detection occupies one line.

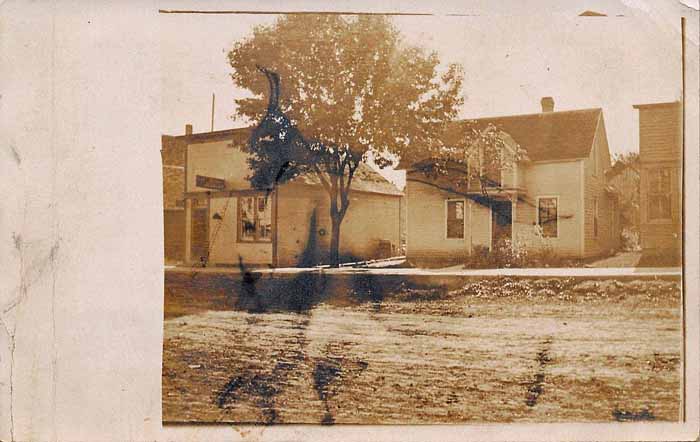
left=162, top=276, right=681, bottom=424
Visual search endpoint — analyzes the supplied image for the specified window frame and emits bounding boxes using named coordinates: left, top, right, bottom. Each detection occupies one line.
left=445, top=198, right=466, bottom=240
left=237, top=194, right=273, bottom=243
left=536, top=195, right=559, bottom=239
left=647, top=168, right=673, bottom=223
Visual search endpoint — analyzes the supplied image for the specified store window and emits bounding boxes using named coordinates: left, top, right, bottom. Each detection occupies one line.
left=238, top=195, right=272, bottom=242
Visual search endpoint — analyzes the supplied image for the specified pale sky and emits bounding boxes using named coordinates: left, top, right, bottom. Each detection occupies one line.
left=160, top=0, right=694, bottom=188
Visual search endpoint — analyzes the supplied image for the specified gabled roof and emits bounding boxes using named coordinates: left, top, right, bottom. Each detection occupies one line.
left=462, top=108, right=603, bottom=162
left=295, top=162, right=403, bottom=196
left=162, top=126, right=403, bottom=197
left=400, top=108, right=603, bottom=167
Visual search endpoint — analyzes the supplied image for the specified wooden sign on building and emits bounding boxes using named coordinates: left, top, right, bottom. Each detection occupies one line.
left=195, top=175, right=226, bottom=190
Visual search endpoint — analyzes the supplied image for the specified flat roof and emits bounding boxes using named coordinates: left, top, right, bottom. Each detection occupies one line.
left=162, top=127, right=249, bottom=144
left=632, top=101, right=680, bottom=110
left=162, top=126, right=403, bottom=196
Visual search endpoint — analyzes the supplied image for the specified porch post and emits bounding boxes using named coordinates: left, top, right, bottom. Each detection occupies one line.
left=468, top=201, right=473, bottom=256
left=511, top=194, right=517, bottom=252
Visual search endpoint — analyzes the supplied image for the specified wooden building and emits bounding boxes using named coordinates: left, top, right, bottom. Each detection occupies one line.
left=633, top=101, right=683, bottom=258
left=400, top=98, right=621, bottom=266
left=161, top=126, right=403, bottom=267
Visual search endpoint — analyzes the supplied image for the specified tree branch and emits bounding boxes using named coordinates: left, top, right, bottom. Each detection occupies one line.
left=313, top=164, right=332, bottom=195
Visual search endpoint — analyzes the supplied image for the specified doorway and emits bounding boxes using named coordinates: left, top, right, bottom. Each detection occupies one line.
left=491, top=200, right=512, bottom=248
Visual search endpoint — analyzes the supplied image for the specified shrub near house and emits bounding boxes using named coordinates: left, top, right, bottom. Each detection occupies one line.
left=401, top=97, right=622, bottom=268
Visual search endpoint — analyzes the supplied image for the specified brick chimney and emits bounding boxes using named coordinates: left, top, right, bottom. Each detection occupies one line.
left=541, top=97, right=554, bottom=113
left=185, top=124, right=193, bottom=135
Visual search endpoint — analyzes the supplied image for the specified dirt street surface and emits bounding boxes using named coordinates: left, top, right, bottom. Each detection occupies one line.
left=162, top=275, right=681, bottom=424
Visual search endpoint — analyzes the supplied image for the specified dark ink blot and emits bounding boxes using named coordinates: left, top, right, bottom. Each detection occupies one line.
left=525, top=338, right=552, bottom=407
left=236, top=255, right=264, bottom=313
left=612, top=408, right=655, bottom=422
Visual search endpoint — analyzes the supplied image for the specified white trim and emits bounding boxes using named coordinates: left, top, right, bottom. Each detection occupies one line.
left=591, top=111, right=602, bottom=177
left=444, top=198, right=466, bottom=240
left=468, top=201, right=473, bottom=255
left=488, top=204, right=493, bottom=251
left=163, top=164, right=185, bottom=170
left=536, top=195, right=560, bottom=239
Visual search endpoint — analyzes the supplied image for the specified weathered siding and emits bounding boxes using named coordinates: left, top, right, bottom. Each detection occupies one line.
left=164, top=209, right=184, bottom=263
left=275, top=184, right=401, bottom=267
left=275, top=185, right=326, bottom=267
left=636, top=103, right=682, bottom=255
left=190, top=207, right=209, bottom=264
left=583, top=115, right=619, bottom=257
left=513, top=195, right=536, bottom=248
left=405, top=179, right=470, bottom=264
left=638, top=104, right=682, bottom=162
left=187, top=140, right=252, bottom=192
left=162, top=136, right=188, bottom=262
left=163, top=167, right=185, bottom=261
left=161, top=135, right=186, bottom=166
left=340, top=190, right=402, bottom=259
left=174, top=134, right=403, bottom=267
left=184, top=138, right=277, bottom=265
left=470, top=202, right=491, bottom=251
left=639, top=162, right=681, bottom=252
left=207, top=196, right=273, bottom=266
left=640, top=218, right=681, bottom=251
left=162, top=166, right=185, bottom=209
left=522, top=160, right=584, bottom=258
left=406, top=157, right=584, bottom=263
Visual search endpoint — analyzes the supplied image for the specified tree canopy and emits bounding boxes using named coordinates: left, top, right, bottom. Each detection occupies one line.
left=229, top=14, right=468, bottom=266
left=228, top=14, right=464, bottom=171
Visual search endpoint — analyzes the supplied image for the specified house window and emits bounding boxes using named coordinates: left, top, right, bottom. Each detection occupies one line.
left=594, top=198, right=599, bottom=237
left=446, top=200, right=465, bottom=239
left=537, top=197, right=558, bottom=238
left=648, top=168, right=672, bottom=221
left=238, top=195, right=272, bottom=242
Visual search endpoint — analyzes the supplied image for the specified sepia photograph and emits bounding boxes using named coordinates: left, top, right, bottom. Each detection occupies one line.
left=158, top=3, right=691, bottom=426
left=2, top=1, right=699, bottom=441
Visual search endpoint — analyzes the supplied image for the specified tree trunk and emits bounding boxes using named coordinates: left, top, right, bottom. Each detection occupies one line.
left=329, top=213, right=342, bottom=267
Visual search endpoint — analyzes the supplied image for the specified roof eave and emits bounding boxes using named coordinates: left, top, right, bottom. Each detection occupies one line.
left=632, top=101, right=681, bottom=110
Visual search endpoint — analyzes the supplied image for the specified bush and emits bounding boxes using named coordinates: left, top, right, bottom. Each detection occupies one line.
left=621, top=228, right=641, bottom=252
left=463, top=245, right=496, bottom=269
left=463, top=226, right=568, bottom=268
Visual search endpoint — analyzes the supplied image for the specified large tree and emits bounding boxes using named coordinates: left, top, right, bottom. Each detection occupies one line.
left=609, top=152, right=640, bottom=231
left=229, top=14, right=463, bottom=266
